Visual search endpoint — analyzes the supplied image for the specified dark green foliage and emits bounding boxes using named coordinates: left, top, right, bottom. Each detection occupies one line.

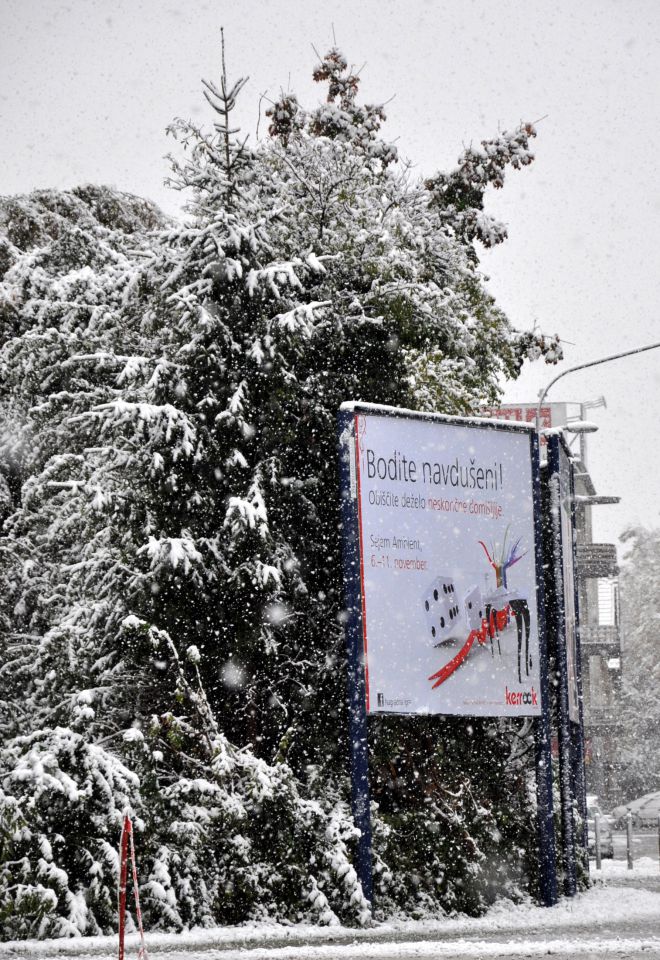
left=370, top=716, right=535, bottom=917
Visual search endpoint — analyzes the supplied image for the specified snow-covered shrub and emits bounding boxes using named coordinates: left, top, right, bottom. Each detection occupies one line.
left=139, top=756, right=369, bottom=929
left=0, top=728, right=141, bottom=939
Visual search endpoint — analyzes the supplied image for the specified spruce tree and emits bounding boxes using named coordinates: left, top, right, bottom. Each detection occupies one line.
left=0, top=43, right=561, bottom=936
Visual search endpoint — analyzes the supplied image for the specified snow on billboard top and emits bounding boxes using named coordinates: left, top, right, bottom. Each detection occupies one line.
left=345, top=404, right=542, bottom=717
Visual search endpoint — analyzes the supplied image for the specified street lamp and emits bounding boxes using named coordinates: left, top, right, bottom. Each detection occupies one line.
left=535, top=340, right=660, bottom=435
left=565, top=422, right=599, bottom=435
left=565, top=419, right=599, bottom=465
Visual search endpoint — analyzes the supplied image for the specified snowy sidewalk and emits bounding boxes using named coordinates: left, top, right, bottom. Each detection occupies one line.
left=589, top=855, right=660, bottom=884
left=2, top=885, right=660, bottom=960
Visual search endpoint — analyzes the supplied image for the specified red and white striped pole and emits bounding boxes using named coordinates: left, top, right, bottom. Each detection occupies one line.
left=118, top=814, right=130, bottom=960
left=118, top=813, right=148, bottom=960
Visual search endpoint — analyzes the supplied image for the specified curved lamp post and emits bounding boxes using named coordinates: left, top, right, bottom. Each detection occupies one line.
left=535, top=340, right=660, bottom=435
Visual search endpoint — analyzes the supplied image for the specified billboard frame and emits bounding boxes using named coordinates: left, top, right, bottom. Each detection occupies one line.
left=546, top=433, right=589, bottom=878
left=337, top=402, right=558, bottom=910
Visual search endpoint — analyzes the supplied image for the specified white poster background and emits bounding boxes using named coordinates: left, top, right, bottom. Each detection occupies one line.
left=353, top=411, right=542, bottom=717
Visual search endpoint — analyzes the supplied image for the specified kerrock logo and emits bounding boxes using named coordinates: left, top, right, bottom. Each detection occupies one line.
left=377, top=692, right=385, bottom=708
left=505, top=686, right=538, bottom=707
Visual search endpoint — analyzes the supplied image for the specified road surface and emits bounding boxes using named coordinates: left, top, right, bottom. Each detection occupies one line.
left=1, top=873, right=659, bottom=960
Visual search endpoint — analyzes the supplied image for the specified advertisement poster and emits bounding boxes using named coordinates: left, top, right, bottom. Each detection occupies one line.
left=558, top=442, right=580, bottom=723
left=351, top=409, right=542, bottom=717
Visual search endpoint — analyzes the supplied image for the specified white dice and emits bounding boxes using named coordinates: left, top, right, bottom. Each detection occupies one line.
left=464, top=584, right=485, bottom=631
left=422, top=576, right=463, bottom=644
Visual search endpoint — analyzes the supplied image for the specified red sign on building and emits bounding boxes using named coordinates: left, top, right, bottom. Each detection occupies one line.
left=480, top=403, right=568, bottom=446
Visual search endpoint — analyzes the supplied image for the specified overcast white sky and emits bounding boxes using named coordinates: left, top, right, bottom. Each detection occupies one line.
left=1, top=0, right=659, bottom=550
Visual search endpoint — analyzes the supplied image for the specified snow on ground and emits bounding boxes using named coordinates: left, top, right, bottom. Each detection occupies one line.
left=20, top=937, right=655, bottom=960
left=590, top=856, right=659, bottom=878
left=2, top=884, right=660, bottom=959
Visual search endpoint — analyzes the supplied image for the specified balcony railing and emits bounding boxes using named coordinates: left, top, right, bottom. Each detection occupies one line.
left=580, top=623, right=621, bottom=654
left=576, top=543, right=618, bottom=579
left=583, top=706, right=624, bottom=730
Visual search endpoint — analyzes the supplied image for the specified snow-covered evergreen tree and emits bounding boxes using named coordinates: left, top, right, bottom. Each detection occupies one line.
left=0, top=72, right=369, bottom=941
left=1, top=43, right=559, bottom=937
left=612, top=526, right=660, bottom=797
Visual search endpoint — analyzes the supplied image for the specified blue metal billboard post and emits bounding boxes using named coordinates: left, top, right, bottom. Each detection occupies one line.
left=337, top=410, right=373, bottom=907
left=545, top=434, right=578, bottom=895
left=531, top=433, right=559, bottom=907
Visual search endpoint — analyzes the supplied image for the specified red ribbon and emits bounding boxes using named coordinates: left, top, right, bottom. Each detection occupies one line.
left=428, top=605, right=510, bottom=689
left=428, top=630, right=479, bottom=689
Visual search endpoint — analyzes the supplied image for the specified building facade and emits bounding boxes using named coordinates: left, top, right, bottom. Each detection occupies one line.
left=482, top=401, right=623, bottom=805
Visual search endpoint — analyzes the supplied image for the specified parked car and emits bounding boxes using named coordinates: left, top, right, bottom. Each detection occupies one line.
left=612, top=791, right=660, bottom=828
left=587, top=796, right=614, bottom=858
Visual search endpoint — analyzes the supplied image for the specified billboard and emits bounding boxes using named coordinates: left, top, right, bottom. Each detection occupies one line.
left=346, top=406, right=543, bottom=717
